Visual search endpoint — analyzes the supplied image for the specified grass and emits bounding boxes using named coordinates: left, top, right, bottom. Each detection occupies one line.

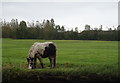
left=2, top=38, right=119, bottom=83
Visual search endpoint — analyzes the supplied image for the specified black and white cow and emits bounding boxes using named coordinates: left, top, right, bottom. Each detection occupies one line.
left=26, top=42, right=56, bottom=69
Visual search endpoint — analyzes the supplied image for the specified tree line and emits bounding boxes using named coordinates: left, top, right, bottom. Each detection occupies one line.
left=1, top=18, right=120, bottom=41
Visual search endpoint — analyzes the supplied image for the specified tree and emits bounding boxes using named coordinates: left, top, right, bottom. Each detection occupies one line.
left=9, top=19, right=19, bottom=38
left=50, top=18, right=55, bottom=28
left=43, top=19, right=55, bottom=39
left=99, top=25, right=102, bottom=31
left=61, top=26, right=65, bottom=32
left=2, top=24, right=11, bottom=38
left=55, top=25, right=61, bottom=32
left=16, top=21, right=27, bottom=39
left=35, top=21, right=41, bottom=28
left=85, top=24, right=91, bottom=31
left=108, top=28, right=112, bottom=31
left=117, top=25, right=120, bottom=30
left=75, top=27, right=78, bottom=33
left=1, top=18, right=118, bottom=41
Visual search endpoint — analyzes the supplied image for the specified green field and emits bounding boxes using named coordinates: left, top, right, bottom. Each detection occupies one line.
left=2, top=38, right=119, bottom=83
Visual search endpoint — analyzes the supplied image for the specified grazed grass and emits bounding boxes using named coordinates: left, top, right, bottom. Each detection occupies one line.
left=2, top=38, right=119, bottom=82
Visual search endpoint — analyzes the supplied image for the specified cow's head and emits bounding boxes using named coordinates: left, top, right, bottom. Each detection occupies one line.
left=26, top=57, right=36, bottom=69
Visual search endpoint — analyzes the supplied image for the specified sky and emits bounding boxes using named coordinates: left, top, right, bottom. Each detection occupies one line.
left=1, top=0, right=119, bottom=31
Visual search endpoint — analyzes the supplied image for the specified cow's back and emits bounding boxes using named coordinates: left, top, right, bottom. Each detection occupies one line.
left=28, top=42, right=56, bottom=58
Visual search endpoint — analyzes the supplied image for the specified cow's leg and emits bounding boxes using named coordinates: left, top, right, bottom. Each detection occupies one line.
left=49, top=57, right=52, bottom=68
left=37, top=56, right=44, bottom=68
left=34, top=57, right=37, bottom=68
left=53, top=53, right=56, bottom=68
left=54, top=56, right=56, bottom=67
left=34, top=54, right=38, bottom=68
left=49, top=56, right=56, bottom=68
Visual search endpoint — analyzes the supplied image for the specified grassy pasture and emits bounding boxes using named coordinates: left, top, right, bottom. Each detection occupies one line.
left=2, top=38, right=119, bottom=83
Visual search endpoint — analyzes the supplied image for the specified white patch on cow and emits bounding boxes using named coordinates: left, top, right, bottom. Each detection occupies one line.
left=28, top=64, right=32, bottom=69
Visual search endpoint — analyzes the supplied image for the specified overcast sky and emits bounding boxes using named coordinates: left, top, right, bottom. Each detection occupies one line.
left=1, top=0, right=119, bottom=31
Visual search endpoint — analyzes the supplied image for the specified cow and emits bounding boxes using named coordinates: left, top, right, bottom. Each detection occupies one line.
left=26, top=42, right=56, bottom=69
